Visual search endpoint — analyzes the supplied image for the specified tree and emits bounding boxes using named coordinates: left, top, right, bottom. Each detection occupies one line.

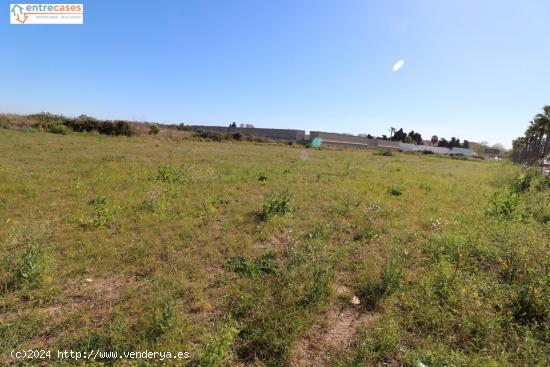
left=462, top=140, right=470, bottom=149
left=511, top=105, right=550, bottom=165
left=408, top=130, right=423, bottom=145
left=229, top=122, right=237, bottom=128
left=431, top=135, right=438, bottom=145
left=391, top=128, right=407, bottom=142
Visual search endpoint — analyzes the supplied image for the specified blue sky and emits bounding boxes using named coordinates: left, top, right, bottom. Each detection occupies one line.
left=2, top=0, right=549, bottom=146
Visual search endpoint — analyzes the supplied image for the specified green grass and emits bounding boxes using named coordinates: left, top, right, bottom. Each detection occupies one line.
left=0, top=129, right=548, bottom=366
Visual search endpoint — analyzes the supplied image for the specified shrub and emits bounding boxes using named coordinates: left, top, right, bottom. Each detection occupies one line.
left=195, top=130, right=224, bottom=142
left=487, top=191, right=518, bottom=220
left=155, top=163, right=187, bottom=183
left=13, top=243, right=45, bottom=289
left=80, top=196, right=116, bottom=229
left=177, top=123, right=192, bottom=131
left=511, top=171, right=535, bottom=193
left=149, top=123, right=160, bottom=135
left=113, top=120, right=134, bottom=136
left=376, top=148, right=394, bottom=156
left=156, top=163, right=174, bottom=182
left=258, top=191, right=293, bottom=221
left=2, top=230, right=46, bottom=291
left=388, top=185, right=403, bottom=196
left=510, top=279, right=548, bottom=327
left=34, top=121, right=69, bottom=135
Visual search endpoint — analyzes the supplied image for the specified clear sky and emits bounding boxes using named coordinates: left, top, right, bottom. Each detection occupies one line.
left=3, top=0, right=549, bottom=147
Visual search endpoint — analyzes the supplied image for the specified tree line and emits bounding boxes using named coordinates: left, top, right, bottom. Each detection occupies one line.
left=376, top=127, right=470, bottom=148
left=512, top=105, right=550, bottom=165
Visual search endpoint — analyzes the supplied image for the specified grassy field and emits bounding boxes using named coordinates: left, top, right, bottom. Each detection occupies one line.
left=0, top=128, right=548, bottom=366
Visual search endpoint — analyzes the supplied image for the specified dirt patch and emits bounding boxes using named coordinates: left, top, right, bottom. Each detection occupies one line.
left=289, top=285, right=379, bottom=367
left=290, top=307, right=379, bottom=367
left=261, top=228, right=292, bottom=253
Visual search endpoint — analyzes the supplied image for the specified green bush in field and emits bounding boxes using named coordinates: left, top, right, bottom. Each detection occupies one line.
left=149, top=123, right=160, bottom=135
left=257, top=190, right=293, bottom=221
left=1, top=230, right=46, bottom=291
left=487, top=191, right=519, bottom=220
left=511, top=171, right=535, bottom=193
left=155, top=163, right=187, bottom=183
left=376, top=148, right=394, bottom=156
left=80, top=196, right=116, bottom=229
left=388, top=185, right=403, bottom=196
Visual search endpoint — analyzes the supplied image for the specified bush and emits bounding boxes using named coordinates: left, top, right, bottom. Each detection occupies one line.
left=80, top=196, right=116, bottom=229
left=195, top=130, right=223, bottom=142
left=388, top=185, right=403, bottom=196
left=2, top=230, right=46, bottom=291
left=257, top=191, right=293, bottom=221
left=376, top=148, right=394, bottom=156
left=511, top=172, right=535, bottom=193
left=177, top=123, right=192, bottom=131
left=33, top=120, right=70, bottom=135
left=510, top=279, right=549, bottom=327
left=487, top=191, right=518, bottom=220
left=149, top=123, right=160, bottom=135
left=155, top=163, right=187, bottom=183
left=13, top=243, right=44, bottom=289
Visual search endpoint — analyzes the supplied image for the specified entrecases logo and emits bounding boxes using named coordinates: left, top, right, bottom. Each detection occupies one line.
left=10, top=4, right=83, bottom=24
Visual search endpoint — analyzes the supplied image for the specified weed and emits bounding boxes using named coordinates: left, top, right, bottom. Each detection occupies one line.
left=146, top=302, right=175, bottom=342
left=191, top=316, right=239, bottom=367
left=335, top=317, right=401, bottom=366
left=511, top=172, right=534, bottom=193
left=258, top=174, right=268, bottom=182
left=257, top=190, right=293, bottom=221
left=360, top=257, right=403, bottom=310
left=225, top=253, right=279, bottom=278
left=80, top=196, right=116, bottom=228
left=487, top=191, right=518, bottom=220
left=388, top=185, right=403, bottom=196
